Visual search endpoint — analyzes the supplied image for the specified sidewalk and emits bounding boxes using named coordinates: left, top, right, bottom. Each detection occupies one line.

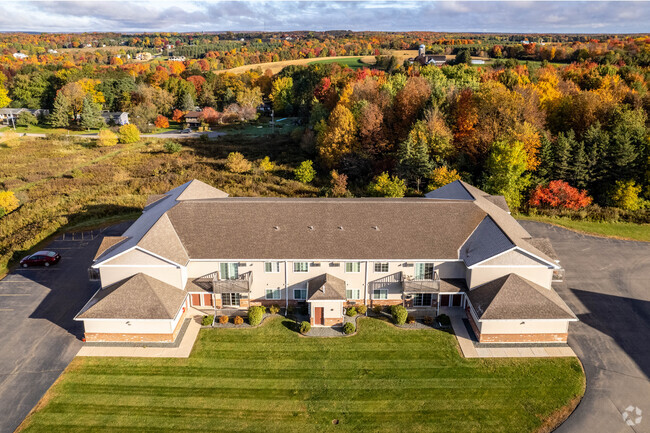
left=446, top=309, right=576, bottom=358
left=76, top=310, right=202, bottom=358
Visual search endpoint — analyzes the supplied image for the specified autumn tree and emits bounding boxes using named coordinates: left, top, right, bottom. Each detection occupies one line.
left=483, top=140, right=530, bottom=210
left=172, top=109, right=185, bottom=122
left=0, top=72, right=10, bottom=108
left=0, top=191, right=19, bottom=217
left=392, top=76, right=431, bottom=140
left=610, top=180, right=643, bottom=211
left=427, top=166, right=462, bottom=192
left=226, top=152, right=252, bottom=173
left=269, top=76, right=293, bottom=114
left=294, top=160, right=316, bottom=183
left=154, top=115, right=170, bottom=129
left=118, top=124, right=140, bottom=144
left=201, top=107, right=220, bottom=125
left=368, top=172, right=406, bottom=198
left=97, top=129, right=118, bottom=147
left=317, top=104, right=357, bottom=169
left=328, top=170, right=349, bottom=197
left=529, top=180, right=592, bottom=210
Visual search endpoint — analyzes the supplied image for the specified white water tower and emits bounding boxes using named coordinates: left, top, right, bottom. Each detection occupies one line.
left=418, top=44, right=426, bottom=56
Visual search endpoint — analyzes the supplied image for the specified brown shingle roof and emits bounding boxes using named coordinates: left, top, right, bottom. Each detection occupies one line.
left=467, top=273, right=576, bottom=320
left=176, top=179, right=229, bottom=200
left=93, top=236, right=127, bottom=260
left=76, top=273, right=187, bottom=320
left=527, top=238, right=560, bottom=263
left=138, top=213, right=189, bottom=265
left=307, top=273, right=347, bottom=301
left=166, top=198, right=486, bottom=260
left=483, top=195, right=510, bottom=213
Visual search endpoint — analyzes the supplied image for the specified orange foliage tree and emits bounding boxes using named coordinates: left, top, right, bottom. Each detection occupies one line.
left=529, top=180, right=592, bottom=210
left=154, top=115, right=169, bottom=129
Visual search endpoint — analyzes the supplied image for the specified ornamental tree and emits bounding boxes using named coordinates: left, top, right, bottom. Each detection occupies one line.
left=154, top=115, right=169, bottom=129
left=118, top=124, right=140, bottom=144
left=529, top=180, right=592, bottom=210
left=294, top=160, right=316, bottom=184
left=368, top=172, right=406, bottom=198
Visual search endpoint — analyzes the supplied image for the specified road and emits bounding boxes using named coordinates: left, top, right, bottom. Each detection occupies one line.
left=0, top=223, right=131, bottom=433
left=520, top=221, right=650, bottom=433
left=0, top=130, right=226, bottom=139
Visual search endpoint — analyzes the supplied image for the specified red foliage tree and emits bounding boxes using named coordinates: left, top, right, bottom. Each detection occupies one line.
left=154, top=115, right=169, bottom=129
left=529, top=180, right=592, bottom=210
left=201, top=106, right=220, bottom=125
left=172, top=109, right=185, bottom=122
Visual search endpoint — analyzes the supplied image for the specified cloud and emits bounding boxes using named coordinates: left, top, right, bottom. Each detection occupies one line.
left=0, top=1, right=648, bottom=33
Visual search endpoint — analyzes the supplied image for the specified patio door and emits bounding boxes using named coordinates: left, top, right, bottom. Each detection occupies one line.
left=413, top=293, right=433, bottom=307
left=220, top=263, right=239, bottom=280
left=222, top=292, right=241, bottom=307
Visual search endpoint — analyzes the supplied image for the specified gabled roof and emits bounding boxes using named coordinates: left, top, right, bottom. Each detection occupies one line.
left=467, top=274, right=576, bottom=321
left=138, top=213, right=189, bottom=265
left=307, top=273, right=347, bottom=301
left=460, top=216, right=515, bottom=267
left=176, top=179, right=229, bottom=201
left=425, top=181, right=474, bottom=200
left=93, top=236, right=128, bottom=260
left=76, top=273, right=187, bottom=320
left=484, top=195, right=510, bottom=213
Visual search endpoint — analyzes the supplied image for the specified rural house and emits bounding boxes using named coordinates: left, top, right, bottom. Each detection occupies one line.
left=100, top=111, right=129, bottom=126
left=76, top=180, right=577, bottom=343
left=0, top=108, right=49, bottom=125
left=183, top=111, right=203, bottom=127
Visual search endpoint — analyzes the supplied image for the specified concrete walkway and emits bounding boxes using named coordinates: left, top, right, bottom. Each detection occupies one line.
left=76, top=311, right=202, bottom=358
left=447, top=309, right=576, bottom=358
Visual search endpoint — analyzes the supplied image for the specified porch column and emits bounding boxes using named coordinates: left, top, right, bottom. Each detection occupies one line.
left=284, top=261, right=288, bottom=315
left=363, top=261, right=369, bottom=315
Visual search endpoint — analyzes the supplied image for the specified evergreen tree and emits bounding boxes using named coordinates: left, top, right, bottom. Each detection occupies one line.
left=570, top=140, right=589, bottom=189
left=553, top=131, right=575, bottom=181
left=582, top=123, right=610, bottom=198
left=396, top=136, right=432, bottom=191
left=535, top=135, right=554, bottom=182
left=179, top=91, right=195, bottom=111
left=80, top=95, right=105, bottom=130
left=50, top=92, right=72, bottom=128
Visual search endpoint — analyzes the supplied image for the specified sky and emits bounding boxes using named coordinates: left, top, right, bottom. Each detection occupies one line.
left=1, top=1, right=648, bottom=34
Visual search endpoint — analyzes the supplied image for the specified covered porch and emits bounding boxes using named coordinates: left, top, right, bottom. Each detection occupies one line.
left=185, top=270, right=253, bottom=310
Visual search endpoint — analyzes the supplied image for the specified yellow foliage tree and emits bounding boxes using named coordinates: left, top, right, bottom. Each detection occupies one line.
left=0, top=191, right=19, bottom=216
left=97, top=129, right=118, bottom=147
left=427, top=166, right=462, bottom=192
left=77, top=78, right=105, bottom=105
left=512, top=122, right=542, bottom=171
left=0, top=72, right=11, bottom=108
left=317, top=103, right=356, bottom=169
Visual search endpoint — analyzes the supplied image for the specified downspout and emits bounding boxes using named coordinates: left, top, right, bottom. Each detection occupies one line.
left=364, top=260, right=369, bottom=315
left=284, top=261, right=289, bottom=316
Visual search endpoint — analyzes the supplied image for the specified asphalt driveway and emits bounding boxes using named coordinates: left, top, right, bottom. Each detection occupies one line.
left=520, top=221, right=650, bottom=433
left=0, top=222, right=131, bottom=433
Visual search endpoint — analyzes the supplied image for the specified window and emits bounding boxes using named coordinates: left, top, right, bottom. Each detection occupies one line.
left=346, top=289, right=361, bottom=299
left=221, top=292, right=241, bottom=306
left=293, top=262, right=309, bottom=272
left=413, top=293, right=433, bottom=307
left=264, top=262, right=280, bottom=273
left=414, top=263, right=434, bottom=280
left=345, top=262, right=361, bottom=273
left=293, top=288, right=307, bottom=300
left=374, top=262, right=389, bottom=273
left=372, top=289, right=388, bottom=300
left=265, top=289, right=282, bottom=300
left=220, top=262, right=239, bottom=280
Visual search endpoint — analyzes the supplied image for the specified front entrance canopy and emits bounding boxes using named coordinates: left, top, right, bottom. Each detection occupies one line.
left=307, top=274, right=347, bottom=301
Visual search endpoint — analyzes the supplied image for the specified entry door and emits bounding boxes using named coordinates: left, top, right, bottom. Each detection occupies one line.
left=440, top=294, right=450, bottom=307
left=452, top=294, right=463, bottom=307
left=314, top=307, right=324, bottom=325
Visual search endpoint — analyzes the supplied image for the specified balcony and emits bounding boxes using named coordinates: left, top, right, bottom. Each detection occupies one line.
left=401, top=270, right=440, bottom=293
left=196, top=271, right=253, bottom=293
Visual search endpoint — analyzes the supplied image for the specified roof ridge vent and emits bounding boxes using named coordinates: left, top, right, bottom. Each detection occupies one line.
left=338, top=226, right=344, bottom=230
left=273, top=226, right=280, bottom=231
left=372, top=225, right=379, bottom=230
left=308, top=225, right=314, bottom=230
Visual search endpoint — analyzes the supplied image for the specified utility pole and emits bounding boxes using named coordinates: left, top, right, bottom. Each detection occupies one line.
left=271, top=109, right=275, bottom=134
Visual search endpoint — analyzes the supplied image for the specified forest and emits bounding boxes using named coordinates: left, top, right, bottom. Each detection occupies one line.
left=1, top=31, right=649, bottom=223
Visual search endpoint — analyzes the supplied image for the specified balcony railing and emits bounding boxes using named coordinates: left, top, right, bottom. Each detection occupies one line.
left=401, top=270, right=440, bottom=293
left=196, top=270, right=253, bottom=293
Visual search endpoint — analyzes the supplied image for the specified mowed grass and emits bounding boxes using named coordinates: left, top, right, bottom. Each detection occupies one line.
left=308, top=56, right=371, bottom=69
left=20, top=317, right=585, bottom=433
left=517, top=214, right=650, bottom=242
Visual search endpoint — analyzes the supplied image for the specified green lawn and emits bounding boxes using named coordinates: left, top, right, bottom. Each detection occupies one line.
left=308, top=57, right=370, bottom=69
left=20, top=317, right=584, bottom=433
left=517, top=214, right=650, bottom=242
left=0, top=125, right=100, bottom=135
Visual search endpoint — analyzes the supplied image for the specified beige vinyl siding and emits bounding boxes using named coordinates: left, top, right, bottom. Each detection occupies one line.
left=102, top=248, right=172, bottom=266
left=309, top=300, right=344, bottom=319
left=99, top=266, right=184, bottom=290
left=479, top=249, right=550, bottom=267
left=466, top=266, right=553, bottom=290
left=480, top=319, right=570, bottom=335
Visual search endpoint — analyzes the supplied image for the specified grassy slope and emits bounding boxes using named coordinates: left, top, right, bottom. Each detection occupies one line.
left=516, top=214, right=650, bottom=242
left=307, top=57, right=369, bottom=69
left=19, top=317, right=585, bottom=433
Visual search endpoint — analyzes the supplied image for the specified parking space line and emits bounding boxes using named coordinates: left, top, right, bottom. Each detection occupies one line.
left=0, top=308, right=14, bottom=311
left=0, top=294, right=31, bottom=296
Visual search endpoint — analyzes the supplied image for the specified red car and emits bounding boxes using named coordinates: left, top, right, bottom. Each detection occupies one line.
left=20, top=251, right=61, bottom=268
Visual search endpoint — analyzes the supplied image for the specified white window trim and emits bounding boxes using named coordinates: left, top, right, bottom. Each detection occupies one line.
left=414, top=262, right=435, bottom=280
left=372, top=289, right=388, bottom=300
left=264, top=262, right=281, bottom=273
left=293, top=288, right=307, bottom=300
left=374, top=262, right=389, bottom=273
left=265, top=288, right=282, bottom=300
left=293, top=262, right=309, bottom=273
left=345, top=262, right=361, bottom=273
left=346, top=288, right=361, bottom=299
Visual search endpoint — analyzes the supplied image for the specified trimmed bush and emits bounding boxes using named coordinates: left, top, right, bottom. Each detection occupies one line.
left=391, top=305, right=408, bottom=325
left=346, top=307, right=357, bottom=317
left=118, top=124, right=140, bottom=144
left=343, top=322, right=355, bottom=334
left=218, top=315, right=229, bottom=324
left=234, top=315, right=244, bottom=325
left=372, top=305, right=383, bottom=314
left=436, top=314, right=451, bottom=327
left=299, top=321, right=311, bottom=334
left=407, top=315, right=416, bottom=324
left=248, top=306, right=265, bottom=326
left=201, top=315, right=214, bottom=326
left=357, top=304, right=367, bottom=315
left=269, top=304, right=281, bottom=315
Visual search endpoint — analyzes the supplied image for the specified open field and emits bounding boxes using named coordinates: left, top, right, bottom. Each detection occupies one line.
left=0, top=132, right=317, bottom=274
left=516, top=214, right=650, bottom=242
left=18, top=316, right=585, bottom=433
left=307, top=56, right=372, bottom=69
left=216, top=55, right=377, bottom=74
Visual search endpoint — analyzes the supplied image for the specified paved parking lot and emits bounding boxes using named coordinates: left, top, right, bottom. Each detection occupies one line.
left=0, top=222, right=131, bottom=433
left=521, top=221, right=650, bottom=433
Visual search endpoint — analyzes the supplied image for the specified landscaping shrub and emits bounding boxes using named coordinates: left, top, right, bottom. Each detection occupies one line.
left=201, top=315, right=214, bottom=326
left=346, top=307, right=357, bottom=317
left=118, top=124, right=140, bottom=143
left=97, top=129, right=118, bottom=147
left=234, top=315, right=244, bottom=325
left=391, top=305, right=408, bottom=325
left=294, top=160, right=316, bottom=183
left=372, top=305, right=383, bottom=315
left=436, top=314, right=451, bottom=327
left=269, top=304, right=281, bottom=315
left=357, top=304, right=367, bottom=315
left=343, top=322, right=355, bottom=334
left=299, top=321, right=311, bottom=334
left=248, top=306, right=265, bottom=326
left=258, top=156, right=275, bottom=172
left=407, top=315, right=416, bottom=324
left=226, top=151, right=252, bottom=173
left=219, top=315, right=229, bottom=324
left=423, top=316, right=434, bottom=326
left=164, top=141, right=182, bottom=153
